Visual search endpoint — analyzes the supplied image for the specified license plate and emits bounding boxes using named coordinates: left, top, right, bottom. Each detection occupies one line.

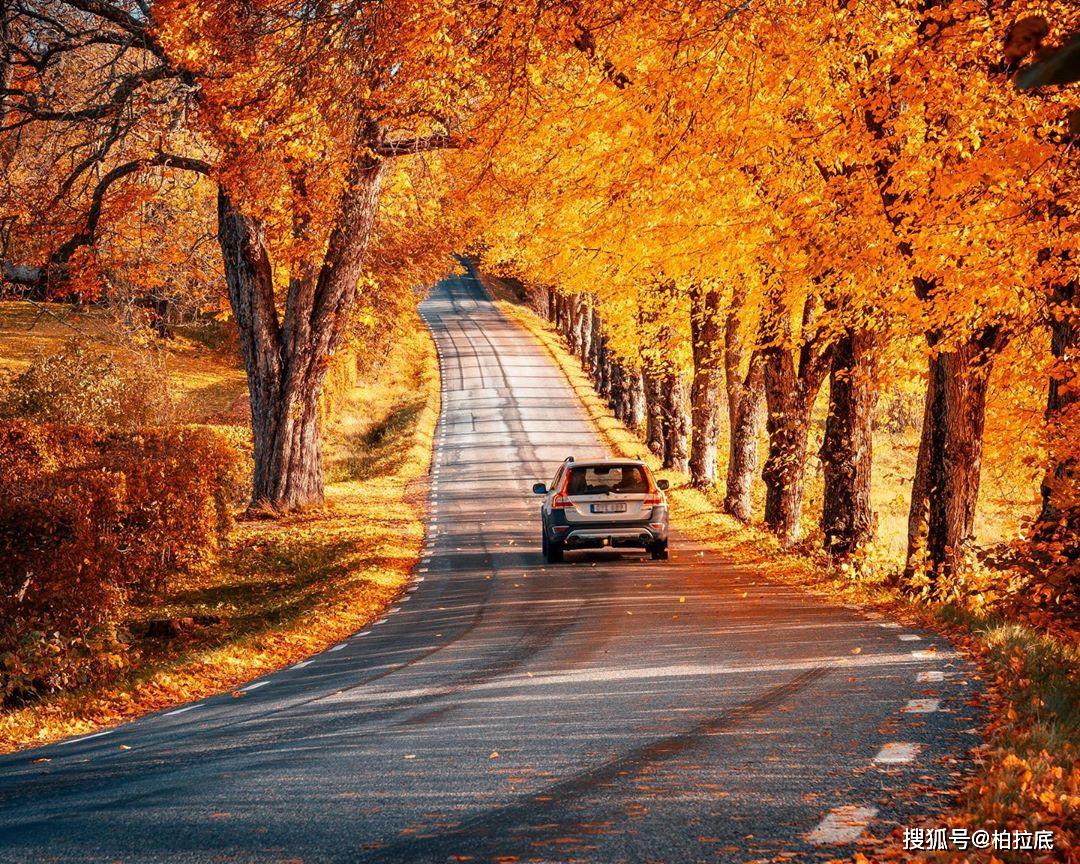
left=592, top=502, right=627, bottom=514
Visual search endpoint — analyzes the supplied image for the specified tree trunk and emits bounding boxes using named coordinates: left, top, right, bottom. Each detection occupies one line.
left=1038, top=280, right=1079, bottom=532
left=627, top=370, right=646, bottom=430
left=589, top=303, right=603, bottom=375
left=723, top=280, right=763, bottom=521
left=597, top=336, right=612, bottom=400
left=660, top=372, right=689, bottom=471
left=643, top=369, right=666, bottom=459
left=608, top=361, right=624, bottom=417
left=580, top=297, right=594, bottom=371
left=760, top=292, right=834, bottom=545
left=688, top=283, right=724, bottom=488
left=0, top=4, right=14, bottom=175
left=821, top=328, right=877, bottom=557
left=567, top=294, right=582, bottom=357
left=762, top=356, right=814, bottom=545
left=217, top=148, right=384, bottom=513
left=905, top=329, right=1002, bottom=582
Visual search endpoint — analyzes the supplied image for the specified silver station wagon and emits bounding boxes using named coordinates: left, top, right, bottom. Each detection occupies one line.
left=533, top=457, right=670, bottom=563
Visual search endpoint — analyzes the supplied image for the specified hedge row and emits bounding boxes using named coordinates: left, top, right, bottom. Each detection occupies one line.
left=0, top=422, right=246, bottom=704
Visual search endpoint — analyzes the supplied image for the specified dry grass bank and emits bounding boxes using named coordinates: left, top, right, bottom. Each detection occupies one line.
left=0, top=307, right=439, bottom=752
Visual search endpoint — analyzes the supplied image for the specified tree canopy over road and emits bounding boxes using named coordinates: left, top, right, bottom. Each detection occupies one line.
left=1, top=0, right=1076, bottom=609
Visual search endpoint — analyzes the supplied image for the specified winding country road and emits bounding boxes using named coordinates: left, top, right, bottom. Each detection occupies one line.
left=0, top=273, right=982, bottom=863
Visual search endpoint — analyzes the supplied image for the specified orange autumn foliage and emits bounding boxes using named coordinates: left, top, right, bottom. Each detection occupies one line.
left=0, top=422, right=245, bottom=704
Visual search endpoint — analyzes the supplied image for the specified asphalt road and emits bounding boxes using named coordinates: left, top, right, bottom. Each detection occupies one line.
left=0, top=272, right=982, bottom=863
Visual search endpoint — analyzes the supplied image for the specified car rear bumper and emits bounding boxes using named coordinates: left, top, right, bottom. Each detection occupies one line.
left=545, top=508, right=669, bottom=548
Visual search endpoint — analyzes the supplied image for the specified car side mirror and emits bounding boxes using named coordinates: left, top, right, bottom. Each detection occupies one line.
left=656, top=479, right=670, bottom=491
left=532, top=483, right=548, bottom=495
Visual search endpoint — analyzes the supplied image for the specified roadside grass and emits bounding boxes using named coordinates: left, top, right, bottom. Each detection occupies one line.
left=497, top=297, right=1079, bottom=862
left=0, top=317, right=439, bottom=753
left=0, top=301, right=249, bottom=422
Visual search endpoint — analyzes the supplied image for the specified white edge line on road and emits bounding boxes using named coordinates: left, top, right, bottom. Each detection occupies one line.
left=805, top=805, right=878, bottom=845
left=917, top=670, right=945, bottom=682
left=898, top=634, right=921, bottom=641
left=901, top=698, right=940, bottom=713
left=911, top=649, right=939, bottom=659
left=878, top=622, right=902, bottom=629
left=59, top=730, right=114, bottom=745
left=163, top=705, right=201, bottom=716
left=239, top=681, right=269, bottom=692
left=874, top=742, right=920, bottom=764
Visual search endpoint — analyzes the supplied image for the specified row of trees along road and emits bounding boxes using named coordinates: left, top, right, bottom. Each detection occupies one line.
left=0, top=0, right=1076, bottom=604
left=461, top=0, right=1077, bottom=603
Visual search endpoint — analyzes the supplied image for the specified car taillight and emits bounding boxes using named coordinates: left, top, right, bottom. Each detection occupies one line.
left=552, top=493, right=574, bottom=509
left=643, top=492, right=664, bottom=506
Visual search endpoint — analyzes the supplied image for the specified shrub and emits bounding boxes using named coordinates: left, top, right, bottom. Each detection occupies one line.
left=0, top=338, right=172, bottom=428
left=0, top=422, right=245, bottom=704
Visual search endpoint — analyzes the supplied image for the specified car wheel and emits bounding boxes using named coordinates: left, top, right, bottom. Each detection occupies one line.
left=650, top=541, right=669, bottom=561
left=545, top=539, right=564, bottom=563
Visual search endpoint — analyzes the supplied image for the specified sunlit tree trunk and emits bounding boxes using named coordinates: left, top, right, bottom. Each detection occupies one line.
left=1038, top=280, right=1079, bottom=532
left=579, top=297, right=594, bottom=371
left=567, top=294, right=583, bottom=357
left=643, top=368, right=665, bottom=459
left=821, top=328, right=876, bottom=557
left=905, top=327, right=1002, bottom=582
left=688, top=282, right=724, bottom=488
left=660, top=371, right=689, bottom=472
left=723, top=279, right=763, bottom=521
left=218, top=151, right=384, bottom=513
left=761, top=293, right=834, bottom=545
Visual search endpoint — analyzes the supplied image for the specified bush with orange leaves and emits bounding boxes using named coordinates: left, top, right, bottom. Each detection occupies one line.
left=0, top=422, right=245, bottom=706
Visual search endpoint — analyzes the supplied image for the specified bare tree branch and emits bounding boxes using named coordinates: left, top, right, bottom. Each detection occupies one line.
left=372, top=132, right=470, bottom=157
left=2, top=153, right=213, bottom=292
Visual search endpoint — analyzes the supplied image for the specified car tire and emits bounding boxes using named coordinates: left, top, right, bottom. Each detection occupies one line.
left=545, top=539, right=564, bottom=563
left=650, top=541, right=669, bottom=561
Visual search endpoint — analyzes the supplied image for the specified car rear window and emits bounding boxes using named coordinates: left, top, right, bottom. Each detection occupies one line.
left=566, top=465, right=650, bottom=495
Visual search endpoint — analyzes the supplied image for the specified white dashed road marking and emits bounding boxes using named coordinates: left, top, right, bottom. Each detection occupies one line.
left=899, top=634, right=921, bottom=641
left=239, top=681, right=269, bottom=692
left=902, top=698, right=940, bottom=713
left=163, top=705, right=201, bottom=716
left=291, top=661, right=313, bottom=670
left=328, top=644, right=346, bottom=652
left=874, top=742, right=920, bottom=764
left=917, top=670, right=945, bottom=682
left=806, top=805, right=879, bottom=845
left=59, top=730, right=113, bottom=746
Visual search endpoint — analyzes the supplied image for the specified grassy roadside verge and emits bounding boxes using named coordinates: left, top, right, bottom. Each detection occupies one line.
left=496, top=297, right=1079, bottom=862
left=0, top=325, right=440, bottom=753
